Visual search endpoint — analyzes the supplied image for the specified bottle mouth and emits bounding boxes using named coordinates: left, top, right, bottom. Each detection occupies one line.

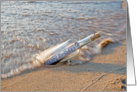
left=91, top=32, right=101, bottom=41
left=77, top=32, right=101, bottom=47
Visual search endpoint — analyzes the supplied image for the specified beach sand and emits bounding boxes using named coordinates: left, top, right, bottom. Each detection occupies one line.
left=122, top=1, right=127, bottom=10
left=1, top=40, right=126, bottom=91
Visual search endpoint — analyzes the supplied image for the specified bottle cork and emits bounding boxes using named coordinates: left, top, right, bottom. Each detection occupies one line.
left=91, top=32, right=101, bottom=41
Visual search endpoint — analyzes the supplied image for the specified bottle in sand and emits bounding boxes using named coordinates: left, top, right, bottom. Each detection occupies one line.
left=44, top=32, right=101, bottom=65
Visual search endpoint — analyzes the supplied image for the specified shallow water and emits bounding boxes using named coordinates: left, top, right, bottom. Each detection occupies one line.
left=1, top=1, right=126, bottom=75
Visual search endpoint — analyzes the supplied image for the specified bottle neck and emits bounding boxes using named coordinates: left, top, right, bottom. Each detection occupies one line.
left=77, top=32, right=101, bottom=48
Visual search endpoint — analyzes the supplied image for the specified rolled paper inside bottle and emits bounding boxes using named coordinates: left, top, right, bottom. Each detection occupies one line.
left=34, top=39, right=72, bottom=66
left=45, top=43, right=80, bottom=65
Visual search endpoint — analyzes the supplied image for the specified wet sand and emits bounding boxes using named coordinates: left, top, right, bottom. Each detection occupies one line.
left=1, top=40, right=126, bottom=91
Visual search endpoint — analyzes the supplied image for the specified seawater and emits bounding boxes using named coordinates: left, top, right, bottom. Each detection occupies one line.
left=1, top=1, right=126, bottom=75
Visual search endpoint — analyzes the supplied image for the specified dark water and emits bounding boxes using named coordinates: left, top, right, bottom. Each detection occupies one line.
left=1, top=1, right=126, bottom=75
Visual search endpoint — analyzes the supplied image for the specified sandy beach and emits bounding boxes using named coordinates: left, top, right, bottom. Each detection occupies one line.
left=1, top=40, right=126, bottom=91
left=1, top=1, right=126, bottom=91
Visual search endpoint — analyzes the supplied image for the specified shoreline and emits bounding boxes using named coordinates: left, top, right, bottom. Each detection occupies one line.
left=1, top=40, right=126, bottom=91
